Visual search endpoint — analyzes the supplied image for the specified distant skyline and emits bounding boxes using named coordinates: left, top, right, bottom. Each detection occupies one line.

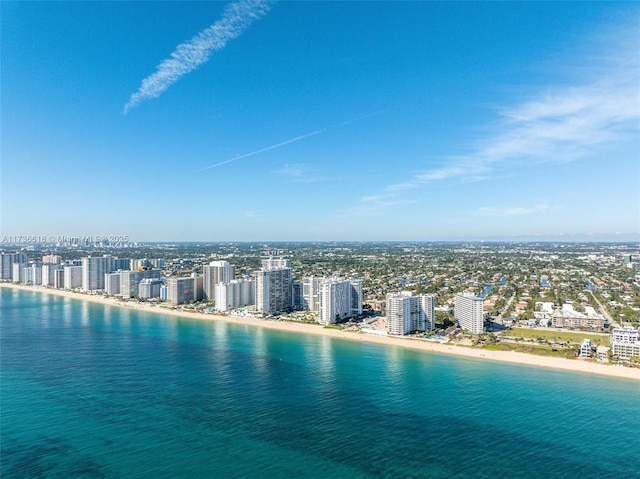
left=2, top=2, right=639, bottom=241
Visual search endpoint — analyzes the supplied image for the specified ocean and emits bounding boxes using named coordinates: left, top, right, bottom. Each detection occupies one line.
left=2, top=287, right=639, bottom=478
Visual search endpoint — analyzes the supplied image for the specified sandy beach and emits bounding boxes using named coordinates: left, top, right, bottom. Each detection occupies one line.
left=3, top=282, right=639, bottom=381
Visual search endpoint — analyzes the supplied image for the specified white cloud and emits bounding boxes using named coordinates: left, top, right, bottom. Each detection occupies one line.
left=385, top=21, right=640, bottom=190
left=124, top=0, right=273, bottom=114
left=275, top=163, right=330, bottom=183
left=472, top=204, right=550, bottom=217
left=333, top=195, right=417, bottom=219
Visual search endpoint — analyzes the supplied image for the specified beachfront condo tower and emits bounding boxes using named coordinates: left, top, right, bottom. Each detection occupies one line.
left=454, top=292, right=484, bottom=334
left=319, top=278, right=363, bottom=325
left=254, top=259, right=293, bottom=314
left=81, top=255, right=115, bottom=291
left=386, top=292, right=435, bottom=335
left=203, top=260, right=236, bottom=301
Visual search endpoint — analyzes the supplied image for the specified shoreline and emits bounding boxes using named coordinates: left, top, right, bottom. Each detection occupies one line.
left=3, top=283, right=639, bottom=382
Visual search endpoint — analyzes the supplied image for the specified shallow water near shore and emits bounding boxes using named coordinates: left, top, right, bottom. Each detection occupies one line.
left=2, top=288, right=639, bottom=478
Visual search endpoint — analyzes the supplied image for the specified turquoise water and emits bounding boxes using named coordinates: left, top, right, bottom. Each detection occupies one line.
left=2, top=288, right=639, bottom=478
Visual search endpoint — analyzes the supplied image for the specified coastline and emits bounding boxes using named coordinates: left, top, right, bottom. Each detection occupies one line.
left=3, top=282, right=639, bottom=382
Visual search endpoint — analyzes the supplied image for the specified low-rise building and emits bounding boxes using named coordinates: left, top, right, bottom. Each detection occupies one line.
left=610, top=327, right=640, bottom=361
left=611, top=327, right=639, bottom=343
left=579, top=339, right=592, bottom=358
left=596, top=345, right=610, bottom=362
left=552, top=304, right=605, bottom=329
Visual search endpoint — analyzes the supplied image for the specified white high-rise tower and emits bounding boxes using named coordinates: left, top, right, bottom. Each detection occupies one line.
left=318, top=278, right=363, bottom=325
left=454, top=292, right=484, bottom=334
left=81, top=255, right=115, bottom=291
left=386, top=292, right=435, bottom=336
left=203, top=260, right=236, bottom=301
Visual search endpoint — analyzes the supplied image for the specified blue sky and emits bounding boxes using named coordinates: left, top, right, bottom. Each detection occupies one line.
left=2, top=1, right=639, bottom=241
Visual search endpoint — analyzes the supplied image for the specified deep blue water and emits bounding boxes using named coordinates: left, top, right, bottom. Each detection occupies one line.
left=2, top=288, right=639, bottom=478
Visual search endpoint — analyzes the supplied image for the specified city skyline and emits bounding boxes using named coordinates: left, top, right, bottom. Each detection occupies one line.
left=2, top=2, right=639, bottom=241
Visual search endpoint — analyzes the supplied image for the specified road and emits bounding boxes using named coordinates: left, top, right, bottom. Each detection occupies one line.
left=496, top=293, right=516, bottom=323
left=588, top=290, right=619, bottom=328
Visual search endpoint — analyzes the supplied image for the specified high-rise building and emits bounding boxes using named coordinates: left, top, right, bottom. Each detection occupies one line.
left=291, top=279, right=303, bottom=311
left=254, top=267, right=292, bottom=314
left=42, top=254, right=62, bottom=265
left=130, top=258, right=152, bottom=270
left=302, top=275, right=322, bottom=311
left=192, top=274, right=203, bottom=302
left=16, top=264, right=32, bottom=284
left=42, top=263, right=63, bottom=286
left=454, top=292, right=484, bottom=334
left=119, top=269, right=161, bottom=297
left=13, top=262, right=42, bottom=285
left=238, top=279, right=255, bottom=307
left=113, top=258, right=131, bottom=270
left=64, top=265, right=83, bottom=289
left=20, top=264, right=33, bottom=284
left=105, top=272, right=121, bottom=296
left=1, top=252, right=27, bottom=280
left=203, top=261, right=236, bottom=301
left=12, top=262, right=27, bottom=283
left=349, top=279, right=364, bottom=318
left=166, top=277, right=195, bottom=305
left=81, top=255, right=115, bottom=291
left=319, top=278, right=363, bottom=325
left=149, top=258, right=166, bottom=269
left=386, top=292, right=435, bottom=336
left=139, top=278, right=163, bottom=299
left=29, top=263, right=43, bottom=285
left=53, top=269, right=65, bottom=289
left=261, top=258, right=291, bottom=269
left=214, top=279, right=255, bottom=311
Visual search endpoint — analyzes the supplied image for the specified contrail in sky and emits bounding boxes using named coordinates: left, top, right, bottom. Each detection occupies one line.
left=198, top=130, right=325, bottom=171
left=198, top=108, right=393, bottom=171
left=124, top=0, right=273, bottom=114
left=331, top=108, right=394, bottom=128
